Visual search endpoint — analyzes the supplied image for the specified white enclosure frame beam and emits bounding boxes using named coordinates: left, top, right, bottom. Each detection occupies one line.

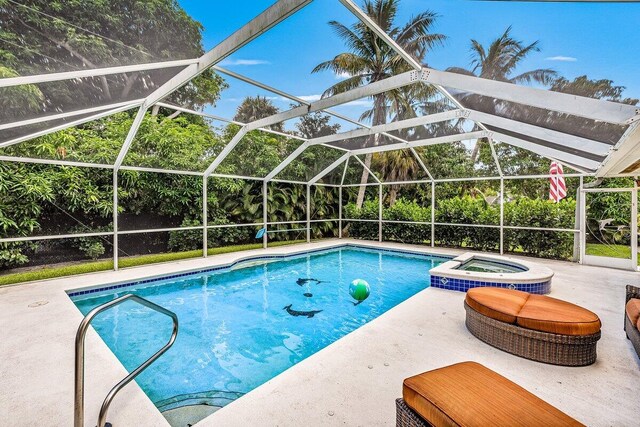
left=378, top=184, right=383, bottom=242
left=263, top=111, right=462, bottom=181
left=339, top=157, right=349, bottom=239
left=0, top=59, right=198, bottom=88
left=488, top=137, right=503, bottom=177
left=263, top=180, right=268, bottom=249
left=467, top=109, right=613, bottom=156
left=338, top=0, right=495, bottom=157
left=203, top=127, right=249, bottom=176
left=114, top=0, right=312, bottom=171
left=203, top=176, right=208, bottom=257
left=410, top=147, right=434, bottom=182
left=306, top=184, right=311, bottom=242
left=6, top=0, right=640, bottom=281
left=491, top=131, right=601, bottom=171
left=245, top=70, right=419, bottom=130
left=156, top=102, right=307, bottom=141
left=0, top=101, right=143, bottom=149
left=114, top=106, right=148, bottom=169
left=431, top=182, right=436, bottom=247
left=307, top=110, right=462, bottom=146
left=353, top=155, right=381, bottom=184
left=308, top=153, right=350, bottom=185
left=500, top=178, right=504, bottom=255
left=145, top=0, right=312, bottom=109
left=350, top=131, right=487, bottom=155
left=422, top=68, right=639, bottom=125
left=338, top=0, right=421, bottom=71
left=596, top=122, right=640, bottom=177
left=0, top=99, right=145, bottom=132
left=264, top=142, right=311, bottom=182
left=210, top=65, right=420, bottom=151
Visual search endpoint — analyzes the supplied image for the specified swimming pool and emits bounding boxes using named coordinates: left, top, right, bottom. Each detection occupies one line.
left=70, top=245, right=448, bottom=422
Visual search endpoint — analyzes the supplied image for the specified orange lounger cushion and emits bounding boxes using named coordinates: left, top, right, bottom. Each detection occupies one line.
left=465, top=287, right=530, bottom=324
left=625, top=298, right=640, bottom=327
left=516, top=294, right=601, bottom=336
left=402, top=361, right=585, bottom=427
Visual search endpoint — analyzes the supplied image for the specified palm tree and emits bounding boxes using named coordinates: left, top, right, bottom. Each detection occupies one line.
left=447, top=26, right=557, bottom=161
left=372, top=150, right=420, bottom=205
left=448, top=26, right=556, bottom=85
left=313, top=0, right=445, bottom=208
left=234, top=96, right=284, bottom=132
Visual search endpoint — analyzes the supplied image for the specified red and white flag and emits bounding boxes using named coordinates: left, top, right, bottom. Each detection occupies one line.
left=549, top=161, right=567, bottom=203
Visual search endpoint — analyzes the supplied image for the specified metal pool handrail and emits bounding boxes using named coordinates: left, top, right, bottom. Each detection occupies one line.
left=74, top=293, right=179, bottom=427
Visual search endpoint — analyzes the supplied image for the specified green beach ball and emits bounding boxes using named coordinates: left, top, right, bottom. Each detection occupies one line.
left=349, top=279, right=370, bottom=302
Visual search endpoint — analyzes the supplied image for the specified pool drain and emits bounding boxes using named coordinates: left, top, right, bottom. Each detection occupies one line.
left=28, top=300, right=49, bottom=308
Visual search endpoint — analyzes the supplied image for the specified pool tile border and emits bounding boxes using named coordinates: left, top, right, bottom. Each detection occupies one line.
left=67, top=244, right=453, bottom=298
left=430, top=275, right=552, bottom=294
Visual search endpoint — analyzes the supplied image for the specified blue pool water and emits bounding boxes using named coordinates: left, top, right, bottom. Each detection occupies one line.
left=71, top=246, right=448, bottom=413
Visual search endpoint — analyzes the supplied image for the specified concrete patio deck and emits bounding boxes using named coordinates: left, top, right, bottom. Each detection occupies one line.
left=1, top=239, right=639, bottom=426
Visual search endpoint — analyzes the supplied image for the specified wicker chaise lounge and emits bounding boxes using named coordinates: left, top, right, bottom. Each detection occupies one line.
left=397, top=361, right=584, bottom=427
left=464, top=287, right=601, bottom=366
left=624, top=284, right=640, bottom=358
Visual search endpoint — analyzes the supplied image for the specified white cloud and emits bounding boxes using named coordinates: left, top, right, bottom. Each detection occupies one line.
left=335, top=71, right=352, bottom=80
left=545, top=56, right=577, bottom=62
left=296, top=94, right=322, bottom=102
left=219, top=58, right=270, bottom=66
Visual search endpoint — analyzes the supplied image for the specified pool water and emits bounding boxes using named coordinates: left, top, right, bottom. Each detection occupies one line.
left=71, top=246, right=447, bottom=417
left=457, top=259, right=527, bottom=273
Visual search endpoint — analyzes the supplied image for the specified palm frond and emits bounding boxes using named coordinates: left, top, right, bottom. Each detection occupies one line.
left=446, top=66, right=476, bottom=77
left=510, top=69, right=558, bottom=86
left=321, top=74, right=369, bottom=98
left=327, top=20, right=374, bottom=60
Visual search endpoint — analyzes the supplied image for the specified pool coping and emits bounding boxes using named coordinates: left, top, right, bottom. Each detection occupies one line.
left=430, top=252, right=555, bottom=285
left=66, top=243, right=453, bottom=298
left=65, top=241, right=455, bottom=419
left=2, top=239, right=639, bottom=427
left=63, top=242, right=557, bottom=421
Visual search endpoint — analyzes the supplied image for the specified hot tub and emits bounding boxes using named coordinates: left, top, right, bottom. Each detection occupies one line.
left=429, top=253, right=553, bottom=294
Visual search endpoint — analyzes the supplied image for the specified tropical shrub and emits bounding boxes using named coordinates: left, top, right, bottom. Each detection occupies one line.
left=207, top=219, right=254, bottom=247
left=167, top=219, right=203, bottom=252
left=344, top=199, right=379, bottom=240
left=345, top=196, right=576, bottom=259
left=0, top=163, right=53, bottom=268
left=383, top=199, right=431, bottom=244
left=436, top=196, right=499, bottom=250
left=504, top=198, right=576, bottom=259
left=0, top=244, right=31, bottom=268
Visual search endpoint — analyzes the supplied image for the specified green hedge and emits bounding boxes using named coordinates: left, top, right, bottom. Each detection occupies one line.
left=504, top=198, right=576, bottom=259
left=345, top=197, right=576, bottom=259
left=436, top=197, right=499, bottom=251
left=0, top=240, right=305, bottom=287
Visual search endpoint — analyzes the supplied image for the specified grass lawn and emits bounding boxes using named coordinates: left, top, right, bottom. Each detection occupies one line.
left=585, top=243, right=639, bottom=265
left=0, top=240, right=306, bottom=287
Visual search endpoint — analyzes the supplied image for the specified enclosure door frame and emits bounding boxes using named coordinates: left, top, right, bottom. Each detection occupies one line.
left=580, top=186, right=638, bottom=271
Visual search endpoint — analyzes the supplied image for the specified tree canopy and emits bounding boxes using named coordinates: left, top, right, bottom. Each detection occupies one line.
left=0, top=0, right=637, bottom=272
left=0, top=0, right=225, bottom=121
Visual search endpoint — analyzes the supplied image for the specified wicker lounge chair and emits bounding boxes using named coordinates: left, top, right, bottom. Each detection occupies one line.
left=624, top=284, right=640, bottom=358
left=397, top=361, right=584, bottom=427
left=464, top=287, right=601, bottom=366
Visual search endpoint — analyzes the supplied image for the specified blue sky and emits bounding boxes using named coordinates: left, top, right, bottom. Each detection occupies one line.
left=179, top=0, right=640, bottom=127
